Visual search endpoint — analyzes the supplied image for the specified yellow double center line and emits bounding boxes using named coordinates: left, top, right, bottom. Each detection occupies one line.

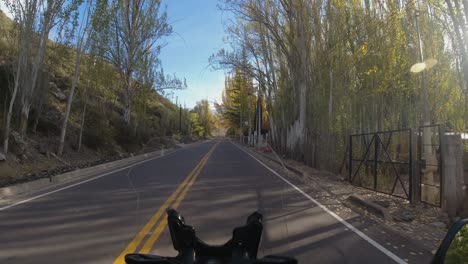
left=113, top=142, right=219, bottom=264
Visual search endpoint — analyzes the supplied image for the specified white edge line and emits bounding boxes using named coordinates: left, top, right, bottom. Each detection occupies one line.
left=232, top=142, right=407, bottom=264
left=0, top=142, right=202, bottom=211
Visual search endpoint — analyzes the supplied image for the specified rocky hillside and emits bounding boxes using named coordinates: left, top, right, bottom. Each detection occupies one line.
left=0, top=10, right=194, bottom=187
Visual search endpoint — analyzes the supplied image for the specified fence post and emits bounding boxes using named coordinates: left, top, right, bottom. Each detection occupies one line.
left=410, top=128, right=422, bottom=204
left=439, top=125, right=445, bottom=208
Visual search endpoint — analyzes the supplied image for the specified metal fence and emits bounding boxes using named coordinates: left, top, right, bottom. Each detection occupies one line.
left=349, top=129, right=412, bottom=200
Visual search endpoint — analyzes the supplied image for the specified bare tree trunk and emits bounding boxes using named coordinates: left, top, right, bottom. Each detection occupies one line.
left=18, top=103, right=31, bottom=139
left=58, top=0, right=94, bottom=155
left=19, top=13, right=51, bottom=138
left=58, top=50, right=83, bottom=156
left=268, top=114, right=275, bottom=145
left=286, top=1, right=308, bottom=159
left=123, top=78, right=132, bottom=125
left=77, top=101, right=87, bottom=152
left=3, top=3, right=34, bottom=153
left=3, top=90, right=7, bottom=124
left=3, top=70, right=20, bottom=154
left=32, top=72, right=49, bottom=133
left=31, top=91, right=45, bottom=133
left=328, top=70, right=333, bottom=121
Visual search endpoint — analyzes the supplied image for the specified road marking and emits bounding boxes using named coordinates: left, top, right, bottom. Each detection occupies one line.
left=0, top=142, right=204, bottom=212
left=232, top=142, right=407, bottom=264
left=139, top=142, right=218, bottom=254
left=113, top=142, right=218, bottom=263
left=113, top=147, right=208, bottom=263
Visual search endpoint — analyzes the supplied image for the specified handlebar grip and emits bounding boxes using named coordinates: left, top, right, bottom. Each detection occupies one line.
left=247, top=212, right=263, bottom=224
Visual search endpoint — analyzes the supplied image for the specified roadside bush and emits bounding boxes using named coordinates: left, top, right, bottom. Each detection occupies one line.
left=113, top=119, right=140, bottom=152
left=83, top=107, right=116, bottom=153
left=173, top=132, right=181, bottom=142
left=226, top=127, right=236, bottom=136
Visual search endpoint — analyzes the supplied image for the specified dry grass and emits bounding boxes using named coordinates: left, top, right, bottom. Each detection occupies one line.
left=0, top=164, right=17, bottom=181
left=18, top=159, right=57, bottom=175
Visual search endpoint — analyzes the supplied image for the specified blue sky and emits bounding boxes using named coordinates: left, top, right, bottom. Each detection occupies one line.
left=160, top=0, right=228, bottom=108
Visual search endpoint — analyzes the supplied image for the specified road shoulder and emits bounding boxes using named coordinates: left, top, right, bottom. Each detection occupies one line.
left=0, top=141, right=205, bottom=209
left=234, top=141, right=441, bottom=263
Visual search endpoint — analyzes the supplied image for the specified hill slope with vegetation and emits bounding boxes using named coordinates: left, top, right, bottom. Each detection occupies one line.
left=0, top=4, right=201, bottom=186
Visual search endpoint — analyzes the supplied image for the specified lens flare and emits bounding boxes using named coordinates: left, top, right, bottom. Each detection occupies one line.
left=410, top=58, right=438, bottom=73
left=410, top=62, right=426, bottom=73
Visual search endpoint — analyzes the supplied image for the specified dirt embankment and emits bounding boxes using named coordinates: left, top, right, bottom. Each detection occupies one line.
left=0, top=128, right=196, bottom=188
left=0, top=62, right=197, bottom=188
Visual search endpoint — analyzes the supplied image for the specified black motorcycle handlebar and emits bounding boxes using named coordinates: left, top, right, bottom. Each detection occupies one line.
left=125, top=208, right=297, bottom=264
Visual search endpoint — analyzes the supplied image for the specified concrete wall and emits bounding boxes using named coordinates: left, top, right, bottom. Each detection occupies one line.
left=442, top=135, right=465, bottom=217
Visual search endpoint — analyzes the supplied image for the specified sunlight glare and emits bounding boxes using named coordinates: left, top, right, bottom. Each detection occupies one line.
left=410, top=62, right=426, bottom=73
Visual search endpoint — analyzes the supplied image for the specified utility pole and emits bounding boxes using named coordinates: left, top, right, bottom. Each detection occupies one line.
left=240, top=110, right=243, bottom=143
left=415, top=2, right=436, bottom=205
left=179, top=104, right=182, bottom=133
left=257, top=94, right=261, bottom=145
left=415, top=5, right=429, bottom=125
left=248, top=90, right=252, bottom=146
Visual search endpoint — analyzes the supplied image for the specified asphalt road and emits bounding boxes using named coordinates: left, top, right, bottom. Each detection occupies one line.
left=0, top=140, right=431, bottom=264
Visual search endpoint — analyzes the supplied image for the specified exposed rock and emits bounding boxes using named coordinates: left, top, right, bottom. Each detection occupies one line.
left=10, top=131, right=26, bottom=156
left=373, top=200, right=391, bottom=208
left=54, top=91, right=67, bottom=101
left=347, top=194, right=392, bottom=221
left=19, top=154, right=28, bottom=162
left=0, top=153, right=6, bottom=161
left=336, top=176, right=347, bottom=182
left=394, top=210, right=415, bottom=222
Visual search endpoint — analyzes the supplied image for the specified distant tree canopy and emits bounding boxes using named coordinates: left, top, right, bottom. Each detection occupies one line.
left=216, top=69, right=254, bottom=134
left=190, top=100, right=218, bottom=138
